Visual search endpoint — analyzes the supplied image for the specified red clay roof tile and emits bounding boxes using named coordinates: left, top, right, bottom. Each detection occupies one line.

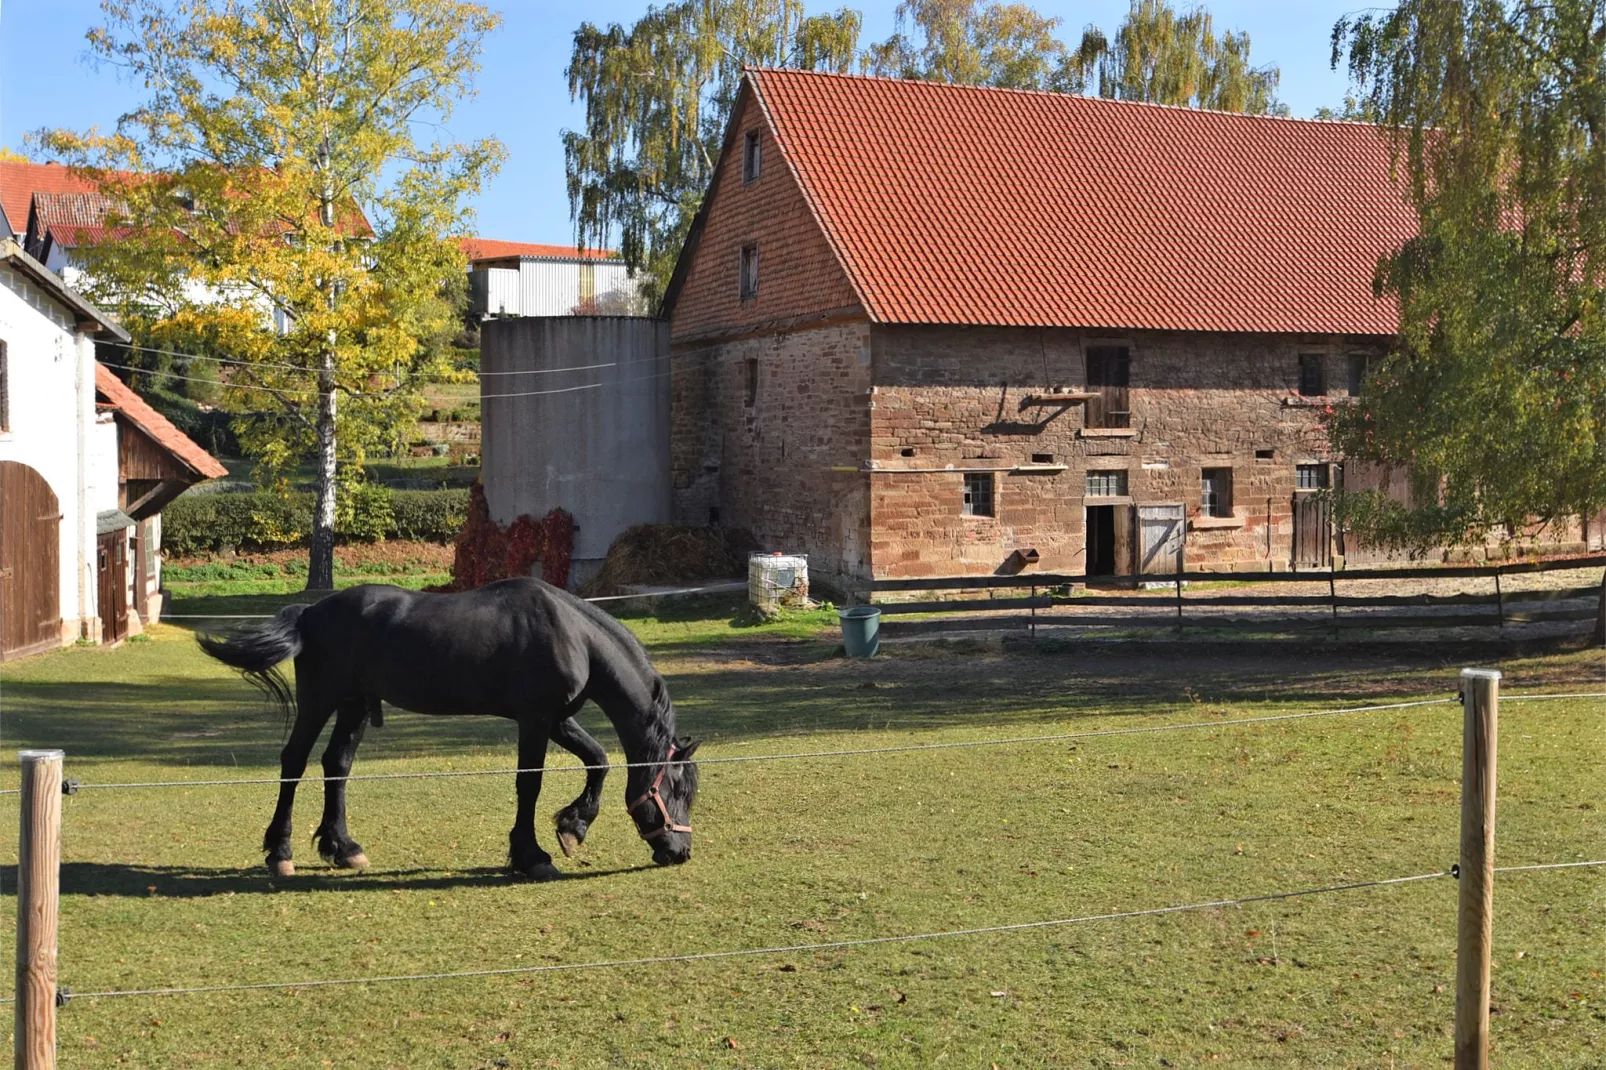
left=748, top=69, right=1416, bottom=335
left=94, top=363, right=229, bottom=481
left=460, top=237, right=616, bottom=262
left=0, top=161, right=98, bottom=238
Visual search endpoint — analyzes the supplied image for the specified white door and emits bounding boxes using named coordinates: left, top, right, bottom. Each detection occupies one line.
left=1136, top=503, right=1185, bottom=576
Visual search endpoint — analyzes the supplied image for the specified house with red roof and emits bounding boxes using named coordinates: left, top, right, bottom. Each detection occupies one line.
left=662, top=68, right=1453, bottom=585
left=0, top=238, right=225, bottom=658
left=462, top=237, right=645, bottom=317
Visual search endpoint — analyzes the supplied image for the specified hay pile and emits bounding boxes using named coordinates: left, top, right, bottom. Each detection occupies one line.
left=581, top=525, right=757, bottom=596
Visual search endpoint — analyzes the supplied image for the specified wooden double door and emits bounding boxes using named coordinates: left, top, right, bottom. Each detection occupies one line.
left=1, top=461, right=62, bottom=660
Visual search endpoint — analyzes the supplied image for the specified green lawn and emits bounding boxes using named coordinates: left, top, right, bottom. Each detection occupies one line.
left=0, top=599, right=1601, bottom=1068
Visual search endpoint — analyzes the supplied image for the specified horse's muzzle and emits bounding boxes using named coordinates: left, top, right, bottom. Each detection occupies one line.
left=653, top=845, right=691, bottom=866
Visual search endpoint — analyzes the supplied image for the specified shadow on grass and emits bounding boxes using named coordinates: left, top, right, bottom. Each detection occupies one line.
left=0, top=862, right=658, bottom=899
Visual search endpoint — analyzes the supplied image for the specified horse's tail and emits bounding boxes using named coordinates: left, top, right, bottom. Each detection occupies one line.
left=198, top=604, right=307, bottom=724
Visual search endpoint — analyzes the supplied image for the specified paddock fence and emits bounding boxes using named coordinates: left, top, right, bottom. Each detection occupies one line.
left=6, top=677, right=1606, bottom=1070
left=866, top=553, right=1606, bottom=639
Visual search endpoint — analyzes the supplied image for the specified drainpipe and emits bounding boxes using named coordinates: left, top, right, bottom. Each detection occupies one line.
left=75, top=330, right=90, bottom=637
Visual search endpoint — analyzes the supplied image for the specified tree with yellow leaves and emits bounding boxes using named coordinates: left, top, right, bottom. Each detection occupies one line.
left=41, top=0, right=504, bottom=590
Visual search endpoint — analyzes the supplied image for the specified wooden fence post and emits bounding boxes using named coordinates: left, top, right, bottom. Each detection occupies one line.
left=1455, top=671, right=1499, bottom=1070
left=15, top=749, right=64, bottom=1070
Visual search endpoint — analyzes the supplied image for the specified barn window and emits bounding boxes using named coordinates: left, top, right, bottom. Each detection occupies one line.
left=962, top=472, right=994, bottom=517
left=1347, top=354, right=1370, bottom=396
left=1201, top=467, right=1234, bottom=517
left=744, top=358, right=758, bottom=407
left=1298, top=354, right=1326, bottom=396
left=1085, top=345, right=1130, bottom=428
left=743, top=131, right=762, bottom=183
left=739, top=243, right=759, bottom=300
left=1296, top=463, right=1329, bottom=491
left=0, top=339, right=8, bottom=433
left=1085, top=469, right=1128, bottom=497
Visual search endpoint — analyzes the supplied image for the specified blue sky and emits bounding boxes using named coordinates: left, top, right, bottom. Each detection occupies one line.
left=0, top=1, right=1365, bottom=246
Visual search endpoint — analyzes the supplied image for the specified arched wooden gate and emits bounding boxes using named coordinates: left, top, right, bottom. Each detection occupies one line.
left=1, top=461, right=62, bottom=660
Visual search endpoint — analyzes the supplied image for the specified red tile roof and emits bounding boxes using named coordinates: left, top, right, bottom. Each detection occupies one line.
left=0, top=161, right=98, bottom=239
left=94, top=364, right=229, bottom=481
left=744, top=69, right=1417, bottom=335
left=460, top=237, right=616, bottom=263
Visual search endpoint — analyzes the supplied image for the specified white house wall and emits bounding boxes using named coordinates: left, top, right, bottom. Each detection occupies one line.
left=0, top=260, right=101, bottom=643
left=470, top=260, right=640, bottom=317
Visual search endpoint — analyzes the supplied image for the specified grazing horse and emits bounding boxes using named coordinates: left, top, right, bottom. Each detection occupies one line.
left=198, top=578, right=699, bottom=881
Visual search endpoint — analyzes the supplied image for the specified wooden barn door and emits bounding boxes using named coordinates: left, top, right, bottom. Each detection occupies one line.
left=1136, top=503, right=1185, bottom=576
left=97, top=530, right=128, bottom=645
left=1292, top=495, right=1332, bottom=570
left=0, top=461, right=62, bottom=660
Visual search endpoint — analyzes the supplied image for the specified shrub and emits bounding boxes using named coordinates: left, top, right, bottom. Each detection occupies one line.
left=163, top=487, right=469, bottom=554
left=390, top=489, right=469, bottom=541
left=336, top=481, right=395, bottom=543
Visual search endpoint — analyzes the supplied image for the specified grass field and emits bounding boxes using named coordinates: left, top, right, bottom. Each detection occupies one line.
left=0, top=596, right=1601, bottom=1068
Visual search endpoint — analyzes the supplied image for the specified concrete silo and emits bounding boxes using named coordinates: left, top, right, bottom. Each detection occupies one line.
left=480, top=317, right=671, bottom=587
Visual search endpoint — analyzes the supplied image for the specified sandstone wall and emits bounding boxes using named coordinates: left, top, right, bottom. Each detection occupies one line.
left=671, top=323, right=873, bottom=585
left=867, top=326, right=1378, bottom=578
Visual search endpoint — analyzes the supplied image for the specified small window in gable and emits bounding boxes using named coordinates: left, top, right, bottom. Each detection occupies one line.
left=739, top=243, right=759, bottom=300
left=743, top=131, right=762, bottom=183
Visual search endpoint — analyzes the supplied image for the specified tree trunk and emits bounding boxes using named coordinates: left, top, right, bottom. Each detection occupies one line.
left=306, top=346, right=339, bottom=591
left=1595, top=567, right=1605, bottom=648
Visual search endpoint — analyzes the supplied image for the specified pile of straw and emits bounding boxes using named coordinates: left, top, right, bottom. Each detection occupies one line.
left=580, top=525, right=757, bottom=596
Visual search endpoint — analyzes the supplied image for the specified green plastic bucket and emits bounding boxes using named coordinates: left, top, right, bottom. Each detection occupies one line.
left=839, top=606, right=882, bottom=658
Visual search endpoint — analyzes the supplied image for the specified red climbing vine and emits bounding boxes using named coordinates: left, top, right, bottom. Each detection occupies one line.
left=431, top=483, right=574, bottom=592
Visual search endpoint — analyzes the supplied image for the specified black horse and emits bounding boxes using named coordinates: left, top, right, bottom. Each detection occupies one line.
left=198, top=578, right=698, bottom=881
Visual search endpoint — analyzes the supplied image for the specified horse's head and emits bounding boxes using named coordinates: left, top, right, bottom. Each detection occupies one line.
left=627, top=736, right=700, bottom=866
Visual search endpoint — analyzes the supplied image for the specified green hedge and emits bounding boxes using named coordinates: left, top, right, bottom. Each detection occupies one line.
left=163, top=488, right=469, bottom=555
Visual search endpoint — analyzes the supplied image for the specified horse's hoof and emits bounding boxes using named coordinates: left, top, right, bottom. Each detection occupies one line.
left=334, top=852, right=369, bottom=870
left=517, top=861, right=562, bottom=882
left=557, top=830, right=580, bottom=858
left=267, top=858, right=295, bottom=878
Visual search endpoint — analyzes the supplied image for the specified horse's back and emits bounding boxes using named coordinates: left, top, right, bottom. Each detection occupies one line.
left=293, top=580, right=640, bottom=717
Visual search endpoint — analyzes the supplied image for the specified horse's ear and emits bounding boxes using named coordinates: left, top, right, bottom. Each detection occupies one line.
left=678, top=738, right=700, bottom=760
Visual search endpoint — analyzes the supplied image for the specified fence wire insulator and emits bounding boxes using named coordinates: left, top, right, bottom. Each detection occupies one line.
left=55, top=986, right=71, bottom=1008
left=61, top=777, right=79, bottom=796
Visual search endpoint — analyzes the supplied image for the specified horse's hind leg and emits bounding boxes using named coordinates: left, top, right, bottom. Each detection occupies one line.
left=264, top=690, right=336, bottom=877
left=509, top=716, right=559, bottom=881
left=550, top=713, right=608, bottom=858
left=314, top=698, right=370, bottom=869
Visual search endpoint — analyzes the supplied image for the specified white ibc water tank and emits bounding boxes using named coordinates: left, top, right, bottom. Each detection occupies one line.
left=749, top=553, right=809, bottom=612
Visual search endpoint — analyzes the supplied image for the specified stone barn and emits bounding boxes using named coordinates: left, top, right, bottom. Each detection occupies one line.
left=662, top=69, right=1438, bottom=590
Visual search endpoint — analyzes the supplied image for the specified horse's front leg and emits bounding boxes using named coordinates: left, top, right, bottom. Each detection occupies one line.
left=314, top=698, right=371, bottom=869
left=509, top=716, right=559, bottom=881
left=550, top=712, right=609, bottom=858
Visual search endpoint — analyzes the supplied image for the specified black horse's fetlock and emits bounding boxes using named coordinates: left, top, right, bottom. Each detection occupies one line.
left=315, top=828, right=369, bottom=870
left=554, top=808, right=590, bottom=858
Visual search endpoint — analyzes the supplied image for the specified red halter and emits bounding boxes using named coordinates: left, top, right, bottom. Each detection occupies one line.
left=627, top=744, right=693, bottom=842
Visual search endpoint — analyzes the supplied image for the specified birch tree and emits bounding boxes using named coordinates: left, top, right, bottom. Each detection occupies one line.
left=42, top=0, right=503, bottom=590
left=1328, top=1, right=1606, bottom=550
left=1064, top=0, right=1285, bottom=113
left=565, top=1, right=863, bottom=303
